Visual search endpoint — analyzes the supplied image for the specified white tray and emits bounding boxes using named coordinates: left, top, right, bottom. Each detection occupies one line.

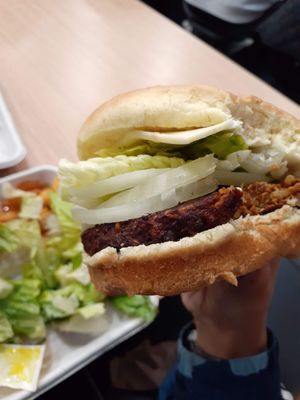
left=0, top=93, right=26, bottom=169
left=0, top=165, right=158, bottom=400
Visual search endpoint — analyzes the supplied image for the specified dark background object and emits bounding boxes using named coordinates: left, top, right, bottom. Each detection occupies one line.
left=143, top=0, right=300, bottom=104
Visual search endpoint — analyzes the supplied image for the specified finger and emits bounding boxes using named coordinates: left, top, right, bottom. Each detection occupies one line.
left=181, top=289, right=206, bottom=314
left=238, top=257, right=280, bottom=286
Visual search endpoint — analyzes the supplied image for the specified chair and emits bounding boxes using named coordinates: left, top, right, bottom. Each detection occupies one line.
left=182, top=1, right=285, bottom=55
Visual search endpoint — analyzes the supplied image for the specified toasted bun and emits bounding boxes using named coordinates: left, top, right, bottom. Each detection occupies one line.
left=85, top=206, right=300, bottom=296
left=78, top=85, right=300, bottom=295
left=78, top=85, right=299, bottom=162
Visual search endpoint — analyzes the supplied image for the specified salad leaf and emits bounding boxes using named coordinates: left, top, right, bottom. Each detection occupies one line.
left=94, top=132, right=248, bottom=161
left=0, top=224, right=19, bottom=253
left=40, top=283, right=104, bottom=321
left=0, top=248, right=30, bottom=279
left=59, top=155, right=185, bottom=201
left=8, top=315, right=46, bottom=340
left=19, top=195, right=43, bottom=220
left=60, top=283, right=105, bottom=306
left=55, top=263, right=90, bottom=286
left=6, top=219, right=41, bottom=250
left=182, top=132, right=248, bottom=160
left=55, top=303, right=108, bottom=334
left=0, top=311, right=13, bottom=342
left=40, top=289, right=79, bottom=321
left=0, top=279, right=46, bottom=340
left=62, top=242, right=83, bottom=269
left=0, top=278, right=13, bottom=299
left=48, top=192, right=81, bottom=251
left=94, top=143, right=184, bottom=158
left=77, top=303, right=105, bottom=319
left=110, top=295, right=157, bottom=322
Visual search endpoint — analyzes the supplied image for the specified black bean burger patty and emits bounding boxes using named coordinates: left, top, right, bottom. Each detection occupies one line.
left=82, top=187, right=243, bottom=256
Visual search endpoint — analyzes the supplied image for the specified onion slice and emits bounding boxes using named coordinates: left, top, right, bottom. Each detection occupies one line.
left=68, top=168, right=170, bottom=200
left=101, top=155, right=216, bottom=207
left=72, top=176, right=217, bottom=224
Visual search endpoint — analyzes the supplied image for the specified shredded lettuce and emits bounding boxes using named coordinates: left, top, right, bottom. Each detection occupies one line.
left=0, top=224, right=19, bottom=253
left=0, top=178, right=158, bottom=343
left=47, top=192, right=81, bottom=252
left=94, top=132, right=248, bottom=160
left=110, top=295, right=157, bottom=322
left=19, top=195, right=43, bottom=219
left=94, top=143, right=183, bottom=158
left=55, top=263, right=90, bottom=286
left=0, top=279, right=46, bottom=340
left=59, top=132, right=247, bottom=203
left=40, top=290, right=79, bottom=321
left=55, top=303, right=108, bottom=334
left=1, top=220, right=43, bottom=281
left=182, top=132, right=248, bottom=160
left=0, top=278, right=13, bottom=299
left=59, top=155, right=185, bottom=201
left=6, top=219, right=41, bottom=250
left=0, top=311, right=14, bottom=343
left=40, top=283, right=104, bottom=321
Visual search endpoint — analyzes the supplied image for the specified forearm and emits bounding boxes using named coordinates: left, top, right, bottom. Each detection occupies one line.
left=159, top=323, right=282, bottom=400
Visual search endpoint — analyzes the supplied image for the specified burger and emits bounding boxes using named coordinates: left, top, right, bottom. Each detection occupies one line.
left=58, top=85, right=300, bottom=296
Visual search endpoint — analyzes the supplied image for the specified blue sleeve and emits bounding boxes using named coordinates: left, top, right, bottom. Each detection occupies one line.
left=158, top=322, right=283, bottom=400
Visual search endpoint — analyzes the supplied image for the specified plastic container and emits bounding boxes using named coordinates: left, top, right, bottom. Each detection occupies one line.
left=0, top=93, right=26, bottom=169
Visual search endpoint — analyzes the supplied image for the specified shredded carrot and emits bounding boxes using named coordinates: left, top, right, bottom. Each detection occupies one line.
left=39, top=207, right=52, bottom=235
left=40, top=206, right=51, bottom=221
left=39, top=189, right=51, bottom=207
left=51, top=177, right=60, bottom=192
left=1, top=197, right=22, bottom=212
left=16, top=180, right=46, bottom=191
left=0, top=178, right=59, bottom=224
left=0, top=210, right=19, bottom=222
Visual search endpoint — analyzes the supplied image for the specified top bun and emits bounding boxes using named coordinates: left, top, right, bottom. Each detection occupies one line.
left=77, top=85, right=300, bottom=163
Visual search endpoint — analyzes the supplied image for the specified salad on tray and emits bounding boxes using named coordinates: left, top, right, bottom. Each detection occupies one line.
left=0, top=177, right=157, bottom=391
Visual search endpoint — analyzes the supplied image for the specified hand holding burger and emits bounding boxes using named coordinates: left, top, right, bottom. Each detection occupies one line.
left=59, top=85, right=300, bottom=296
left=182, top=258, right=279, bottom=359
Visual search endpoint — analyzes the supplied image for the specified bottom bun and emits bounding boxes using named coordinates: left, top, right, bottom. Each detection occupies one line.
left=85, top=206, right=300, bottom=296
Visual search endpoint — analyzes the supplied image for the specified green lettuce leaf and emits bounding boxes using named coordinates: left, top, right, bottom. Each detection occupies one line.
left=0, top=278, right=13, bottom=299
left=61, top=283, right=105, bottom=306
left=19, top=195, right=43, bottom=219
left=0, top=224, right=19, bottom=253
left=94, top=132, right=248, bottom=161
left=40, top=289, right=79, bottom=321
left=0, top=311, right=14, bottom=342
left=59, top=155, right=185, bottom=201
left=94, top=143, right=184, bottom=158
left=0, top=220, right=42, bottom=279
left=0, top=279, right=46, bottom=340
left=22, top=246, right=61, bottom=289
left=5, top=219, right=41, bottom=250
left=55, top=263, right=90, bottom=286
left=110, top=295, right=157, bottom=322
left=47, top=192, right=81, bottom=251
left=55, top=303, right=108, bottom=334
left=182, top=132, right=248, bottom=160
left=40, top=283, right=104, bottom=321
left=62, top=242, right=83, bottom=269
